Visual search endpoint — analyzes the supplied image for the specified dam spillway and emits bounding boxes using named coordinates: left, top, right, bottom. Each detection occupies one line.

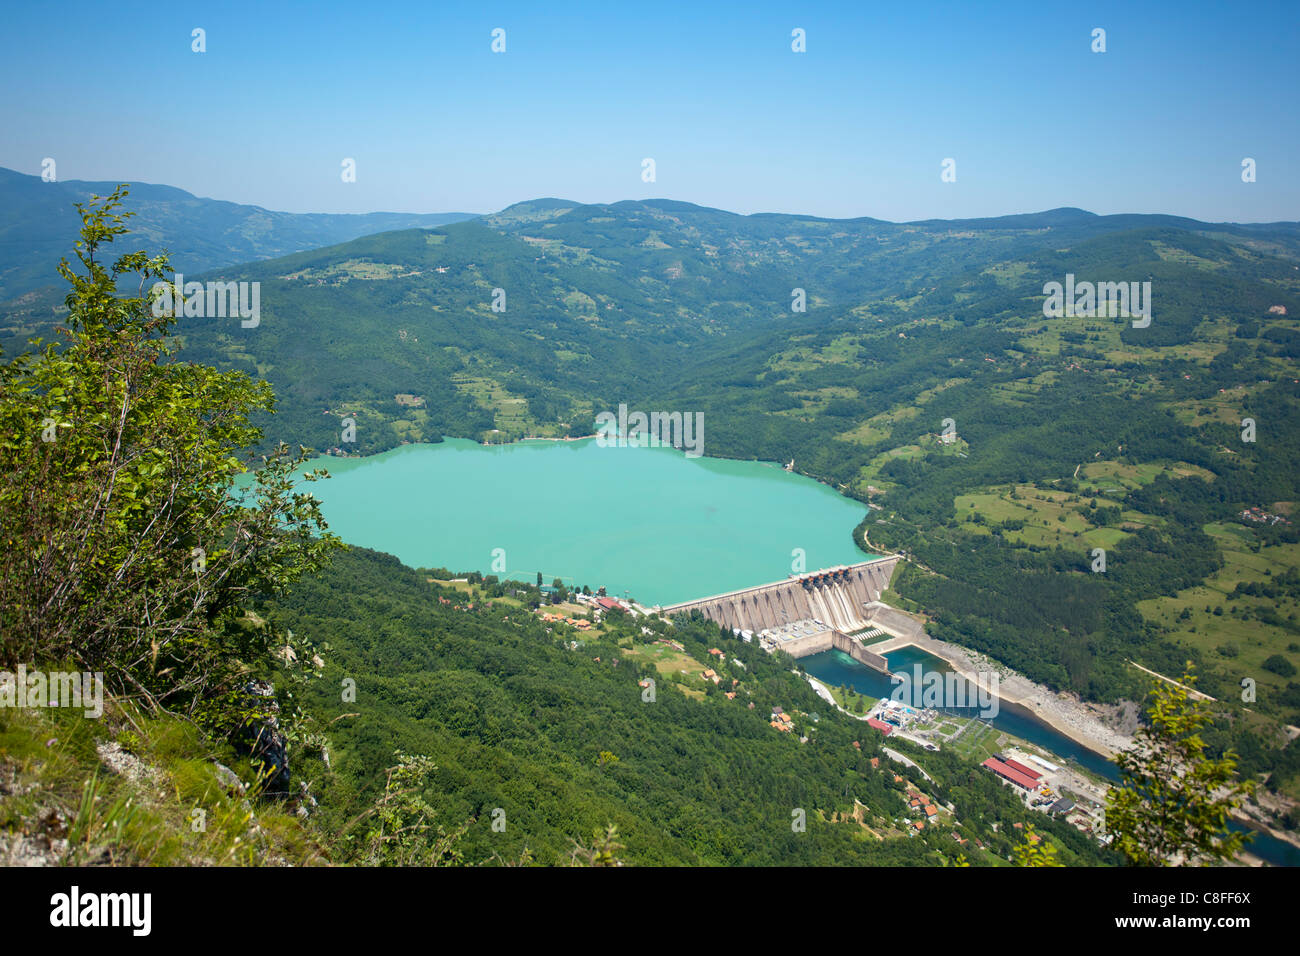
left=661, top=556, right=901, bottom=635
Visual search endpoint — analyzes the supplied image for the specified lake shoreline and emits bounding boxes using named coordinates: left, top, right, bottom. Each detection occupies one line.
left=284, top=436, right=871, bottom=609
left=317, top=433, right=838, bottom=484
left=306, top=436, right=1126, bottom=762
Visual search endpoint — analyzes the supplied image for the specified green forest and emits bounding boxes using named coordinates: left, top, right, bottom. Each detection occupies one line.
left=47, top=197, right=1291, bottom=800
left=262, top=547, right=1112, bottom=866
left=2, top=189, right=1294, bottom=865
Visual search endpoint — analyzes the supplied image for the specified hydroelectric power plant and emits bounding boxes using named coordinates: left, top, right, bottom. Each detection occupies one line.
left=662, top=556, right=912, bottom=672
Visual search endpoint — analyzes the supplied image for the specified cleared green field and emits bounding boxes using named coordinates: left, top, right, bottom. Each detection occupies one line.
left=1076, top=459, right=1215, bottom=494
left=953, top=484, right=1132, bottom=550
left=622, top=641, right=707, bottom=684
left=451, top=374, right=570, bottom=439
left=1138, top=523, right=1300, bottom=708
left=859, top=444, right=924, bottom=485
left=818, top=682, right=872, bottom=714
left=767, top=333, right=864, bottom=374
left=836, top=405, right=922, bottom=447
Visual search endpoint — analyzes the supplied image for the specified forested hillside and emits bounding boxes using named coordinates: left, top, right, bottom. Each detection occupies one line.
left=6, top=192, right=1299, bottom=805
left=263, top=547, right=1110, bottom=866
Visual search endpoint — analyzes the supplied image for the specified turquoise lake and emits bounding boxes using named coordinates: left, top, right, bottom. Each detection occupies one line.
left=287, top=437, right=871, bottom=606
left=268, top=436, right=1298, bottom=866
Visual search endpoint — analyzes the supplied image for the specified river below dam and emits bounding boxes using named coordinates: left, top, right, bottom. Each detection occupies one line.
left=802, top=646, right=1300, bottom=866
left=283, top=437, right=870, bottom=606
left=265, top=437, right=1297, bottom=865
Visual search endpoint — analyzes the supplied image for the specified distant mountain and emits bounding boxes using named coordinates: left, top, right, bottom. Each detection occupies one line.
left=75, top=195, right=1286, bottom=463
left=0, top=167, right=478, bottom=300
left=5, top=189, right=1300, bottom=794
left=8, top=194, right=1297, bottom=455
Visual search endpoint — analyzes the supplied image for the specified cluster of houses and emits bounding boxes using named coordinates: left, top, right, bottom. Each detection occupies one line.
left=1241, top=506, right=1290, bottom=526
left=528, top=590, right=640, bottom=630
left=574, top=592, right=637, bottom=617
left=905, top=788, right=940, bottom=832
left=701, top=649, right=747, bottom=701
left=769, top=706, right=794, bottom=732
left=537, top=611, right=592, bottom=630
left=436, top=595, right=476, bottom=612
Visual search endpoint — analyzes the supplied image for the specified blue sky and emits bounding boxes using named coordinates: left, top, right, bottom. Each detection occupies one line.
left=1, top=0, right=1296, bottom=221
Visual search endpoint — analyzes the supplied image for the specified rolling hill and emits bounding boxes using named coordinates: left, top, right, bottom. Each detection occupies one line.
left=0, top=166, right=477, bottom=301
left=6, top=191, right=1300, bottom=802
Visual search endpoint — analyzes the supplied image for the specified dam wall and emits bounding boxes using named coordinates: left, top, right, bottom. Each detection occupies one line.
left=780, top=630, right=835, bottom=658
left=662, top=555, right=901, bottom=634
left=831, top=631, right=889, bottom=672
left=862, top=601, right=927, bottom=642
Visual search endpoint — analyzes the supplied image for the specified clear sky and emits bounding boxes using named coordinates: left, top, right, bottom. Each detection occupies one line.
left=1, top=0, right=1296, bottom=222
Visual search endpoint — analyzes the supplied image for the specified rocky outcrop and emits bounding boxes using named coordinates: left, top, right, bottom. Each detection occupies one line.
left=233, top=681, right=290, bottom=797
left=95, top=741, right=162, bottom=788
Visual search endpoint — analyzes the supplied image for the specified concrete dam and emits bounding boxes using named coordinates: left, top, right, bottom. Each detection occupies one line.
left=662, top=556, right=901, bottom=634
left=661, top=556, right=903, bottom=672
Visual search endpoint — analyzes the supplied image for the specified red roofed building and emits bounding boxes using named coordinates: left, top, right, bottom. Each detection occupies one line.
left=982, top=757, right=1039, bottom=790
left=1002, top=758, right=1043, bottom=781
left=866, top=717, right=893, bottom=736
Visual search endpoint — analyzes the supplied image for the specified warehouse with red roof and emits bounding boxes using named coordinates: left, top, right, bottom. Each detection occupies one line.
left=982, top=757, right=1040, bottom=790
left=1001, top=757, right=1043, bottom=782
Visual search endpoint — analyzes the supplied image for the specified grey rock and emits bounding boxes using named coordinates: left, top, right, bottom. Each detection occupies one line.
left=212, top=762, right=246, bottom=795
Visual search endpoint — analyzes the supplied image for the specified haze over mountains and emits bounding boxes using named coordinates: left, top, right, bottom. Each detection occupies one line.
left=0, top=167, right=478, bottom=301
left=7, top=164, right=1298, bottom=307
left=6, top=182, right=1300, bottom=472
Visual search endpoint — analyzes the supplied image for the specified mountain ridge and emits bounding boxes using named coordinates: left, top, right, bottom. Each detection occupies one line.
left=0, top=167, right=480, bottom=300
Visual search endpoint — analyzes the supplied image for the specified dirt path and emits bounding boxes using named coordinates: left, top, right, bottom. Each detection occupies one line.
left=1126, top=659, right=1216, bottom=701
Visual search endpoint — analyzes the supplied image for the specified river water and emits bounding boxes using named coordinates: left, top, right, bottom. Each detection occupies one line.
left=801, top=645, right=1299, bottom=866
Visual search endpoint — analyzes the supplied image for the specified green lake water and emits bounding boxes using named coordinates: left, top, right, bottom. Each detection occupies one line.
left=288, top=437, right=871, bottom=606
left=265, top=436, right=1300, bottom=865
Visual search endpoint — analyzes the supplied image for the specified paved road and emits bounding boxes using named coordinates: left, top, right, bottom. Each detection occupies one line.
left=882, top=746, right=933, bottom=782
